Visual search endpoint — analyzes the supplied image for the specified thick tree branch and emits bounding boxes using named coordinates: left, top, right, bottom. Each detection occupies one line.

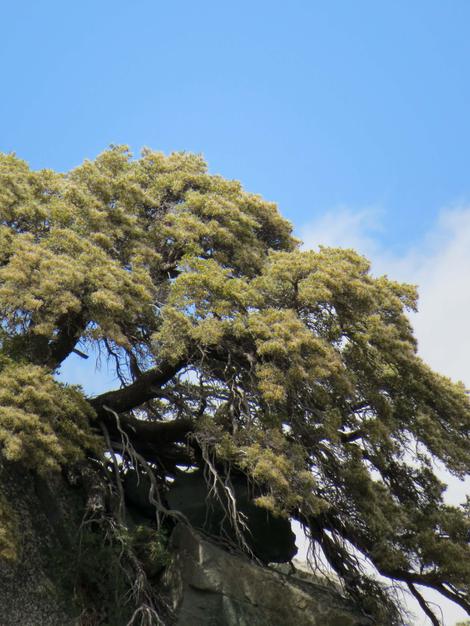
left=27, top=310, right=88, bottom=369
left=46, top=310, right=88, bottom=369
left=90, top=358, right=187, bottom=414
left=102, top=411, right=194, bottom=447
left=127, top=441, right=194, bottom=472
left=86, top=357, right=194, bottom=471
left=96, top=410, right=195, bottom=472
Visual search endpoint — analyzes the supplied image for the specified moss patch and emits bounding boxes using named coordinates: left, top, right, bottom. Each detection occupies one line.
left=0, top=490, right=19, bottom=562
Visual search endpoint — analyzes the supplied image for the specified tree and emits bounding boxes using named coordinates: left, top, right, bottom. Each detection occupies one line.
left=0, top=146, right=468, bottom=625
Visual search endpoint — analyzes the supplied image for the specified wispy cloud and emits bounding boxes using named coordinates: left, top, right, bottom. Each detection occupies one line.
left=299, top=206, right=383, bottom=257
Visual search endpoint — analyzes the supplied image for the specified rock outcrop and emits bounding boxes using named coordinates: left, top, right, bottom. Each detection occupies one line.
left=166, top=469, right=298, bottom=564
left=162, top=524, right=373, bottom=626
left=0, top=460, right=80, bottom=626
left=0, top=459, right=374, bottom=625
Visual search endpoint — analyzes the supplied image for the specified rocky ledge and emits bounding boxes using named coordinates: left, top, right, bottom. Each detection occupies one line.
left=162, top=524, right=373, bottom=626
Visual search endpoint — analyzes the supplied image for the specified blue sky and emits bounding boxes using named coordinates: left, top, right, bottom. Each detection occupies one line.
left=3, top=1, right=470, bottom=253
left=2, top=3, right=470, bottom=623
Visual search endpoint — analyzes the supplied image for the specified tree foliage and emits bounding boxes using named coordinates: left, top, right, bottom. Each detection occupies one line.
left=0, top=147, right=469, bottom=624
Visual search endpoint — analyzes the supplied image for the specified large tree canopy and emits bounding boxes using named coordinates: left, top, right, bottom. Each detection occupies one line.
left=0, top=147, right=469, bottom=624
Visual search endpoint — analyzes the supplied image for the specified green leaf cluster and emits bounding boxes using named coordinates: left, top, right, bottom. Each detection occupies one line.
left=0, top=360, right=98, bottom=471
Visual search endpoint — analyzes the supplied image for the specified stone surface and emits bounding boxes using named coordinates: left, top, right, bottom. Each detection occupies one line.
left=166, top=470, right=297, bottom=564
left=162, top=524, right=374, bottom=626
left=0, top=460, right=80, bottom=626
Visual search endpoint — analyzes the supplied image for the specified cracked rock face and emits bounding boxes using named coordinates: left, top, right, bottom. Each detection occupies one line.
left=162, top=524, right=374, bottom=626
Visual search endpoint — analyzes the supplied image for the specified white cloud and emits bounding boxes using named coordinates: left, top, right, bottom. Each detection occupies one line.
left=300, top=206, right=382, bottom=257
left=404, top=209, right=470, bottom=386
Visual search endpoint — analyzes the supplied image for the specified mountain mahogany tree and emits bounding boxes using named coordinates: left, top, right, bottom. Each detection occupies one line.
left=0, top=147, right=468, bottom=624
